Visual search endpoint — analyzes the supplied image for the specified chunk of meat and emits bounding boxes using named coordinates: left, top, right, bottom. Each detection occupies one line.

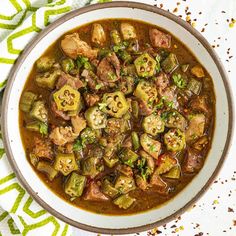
left=149, top=28, right=171, bottom=48
left=71, top=115, right=86, bottom=135
left=185, top=114, right=205, bottom=141
left=120, top=23, right=137, bottom=40
left=150, top=169, right=168, bottom=194
left=56, top=73, right=84, bottom=90
left=81, top=69, right=100, bottom=91
left=122, top=137, right=132, bottom=149
left=32, top=137, right=53, bottom=160
left=183, top=148, right=203, bottom=173
left=61, top=33, right=98, bottom=59
left=91, top=23, right=106, bottom=45
left=139, top=100, right=153, bottom=116
left=51, top=101, right=70, bottom=120
left=84, top=93, right=100, bottom=107
left=135, top=175, right=148, bottom=191
left=84, top=182, right=109, bottom=201
left=190, top=96, right=208, bottom=113
left=117, top=164, right=133, bottom=177
left=49, top=126, right=77, bottom=146
left=97, top=52, right=120, bottom=82
left=155, top=72, right=170, bottom=94
left=159, top=86, right=178, bottom=109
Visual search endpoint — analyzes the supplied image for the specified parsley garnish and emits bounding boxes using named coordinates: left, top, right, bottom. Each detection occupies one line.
left=73, top=139, right=83, bottom=151
left=172, top=73, right=187, bottom=89
left=39, top=123, right=48, bottom=136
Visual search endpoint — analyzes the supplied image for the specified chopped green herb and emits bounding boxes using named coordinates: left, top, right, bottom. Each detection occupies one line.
left=73, top=139, right=83, bottom=151
left=77, top=56, right=93, bottom=71
left=98, top=102, right=107, bottom=110
left=95, top=83, right=103, bottom=90
left=39, top=123, right=48, bottom=135
left=172, top=73, right=187, bottom=89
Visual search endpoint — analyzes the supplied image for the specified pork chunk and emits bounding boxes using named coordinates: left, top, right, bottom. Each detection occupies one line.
left=84, top=182, right=109, bottom=201
left=149, top=28, right=171, bottom=48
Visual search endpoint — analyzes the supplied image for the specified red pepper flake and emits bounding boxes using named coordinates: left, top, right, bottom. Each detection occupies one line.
left=160, top=3, right=163, bottom=8
left=228, top=207, right=234, bottom=212
left=233, top=220, right=236, bottom=226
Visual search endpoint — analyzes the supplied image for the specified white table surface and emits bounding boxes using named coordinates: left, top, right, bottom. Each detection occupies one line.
left=74, top=0, right=236, bottom=235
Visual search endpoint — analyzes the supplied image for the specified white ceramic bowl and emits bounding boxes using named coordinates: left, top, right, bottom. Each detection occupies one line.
left=1, top=1, right=233, bottom=234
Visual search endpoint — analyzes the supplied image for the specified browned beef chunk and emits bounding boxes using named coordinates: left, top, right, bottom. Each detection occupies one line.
left=84, top=93, right=100, bottom=107
left=183, top=148, right=203, bottom=173
left=149, top=28, right=171, bottom=48
left=190, top=95, right=209, bottom=113
left=51, top=101, right=70, bottom=121
left=32, top=137, right=53, bottom=161
left=56, top=73, right=84, bottom=90
left=155, top=72, right=170, bottom=94
left=84, top=182, right=109, bottom=201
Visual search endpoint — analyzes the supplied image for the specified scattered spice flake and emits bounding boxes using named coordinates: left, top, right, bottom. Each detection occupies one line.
left=173, top=7, right=178, bottom=13
left=186, top=15, right=191, bottom=22
left=195, top=233, right=203, bottom=236
left=201, top=28, right=205, bottom=32
left=222, top=11, right=226, bottom=13
left=233, top=220, right=236, bottom=226
left=180, top=226, right=184, bottom=230
left=192, top=22, right=196, bottom=27
left=213, top=199, right=219, bottom=205
left=199, top=12, right=202, bottom=15
left=228, top=207, right=234, bottom=212
left=147, top=227, right=162, bottom=235
left=160, top=3, right=163, bottom=8
left=177, top=2, right=180, bottom=5
left=229, top=22, right=235, bottom=28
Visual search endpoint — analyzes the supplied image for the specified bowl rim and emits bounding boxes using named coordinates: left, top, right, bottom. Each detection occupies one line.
left=1, top=1, right=234, bottom=234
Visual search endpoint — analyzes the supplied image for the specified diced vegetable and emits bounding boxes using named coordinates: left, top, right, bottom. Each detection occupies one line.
left=30, top=101, right=48, bottom=122
left=172, top=73, right=187, bottom=89
left=161, top=53, right=179, bottom=73
left=192, top=136, right=208, bottom=151
left=101, top=91, right=129, bottom=118
left=131, top=131, right=140, bottom=150
left=114, top=175, right=136, bottom=194
left=81, top=157, right=103, bottom=178
left=131, top=100, right=139, bottom=118
left=163, top=165, right=181, bottom=179
left=119, top=148, right=139, bottom=167
left=77, top=56, right=93, bottom=71
left=80, top=127, right=96, bottom=146
left=140, top=133, right=161, bottom=159
left=142, top=114, right=165, bottom=135
left=103, top=155, right=119, bottom=168
left=104, top=118, right=128, bottom=135
left=187, top=78, right=202, bottom=95
left=134, top=53, right=157, bottom=77
left=113, top=194, right=136, bottom=209
left=135, top=174, right=148, bottom=190
left=117, top=50, right=132, bottom=63
left=91, top=23, right=106, bottom=45
left=29, top=153, right=39, bottom=167
left=53, top=85, right=81, bottom=112
left=26, top=121, right=48, bottom=135
left=85, top=106, right=107, bottom=129
left=164, top=110, right=187, bottom=131
left=36, top=69, right=60, bottom=89
left=134, top=80, right=157, bottom=103
left=36, top=56, right=55, bottom=72
left=185, top=114, right=205, bottom=141
left=120, top=23, right=137, bottom=40
left=156, top=153, right=177, bottom=175
left=110, top=29, right=121, bottom=45
left=65, top=172, right=86, bottom=197
left=122, top=64, right=137, bottom=77
left=36, top=161, right=58, bottom=181
left=117, top=164, right=133, bottom=177
left=164, top=128, right=186, bottom=151
left=191, top=65, right=205, bottom=78
left=101, top=179, right=119, bottom=198
left=119, top=76, right=135, bottom=95
left=54, top=152, right=78, bottom=176
left=181, top=64, right=189, bottom=73
left=19, top=91, right=37, bottom=113
left=61, top=58, right=75, bottom=73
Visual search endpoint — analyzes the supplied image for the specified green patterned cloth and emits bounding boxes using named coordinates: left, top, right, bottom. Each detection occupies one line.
left=0, top=0, right=104, bottom=235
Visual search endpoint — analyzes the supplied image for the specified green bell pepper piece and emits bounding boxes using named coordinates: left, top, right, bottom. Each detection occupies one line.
left=54, top=153, right=78, bottom=176
left=30, top=100, right=48, bottom=122
left=164, top=128, right=186, bottom=151
left=102, top=91, right=129, bottom=118
left=85, top=106, right=107, bottom=129
left=134, top=53, right=156, bottom=77
left=142, top=114, right=165, bottom=135
left=65, top=172, right=86, bottom=198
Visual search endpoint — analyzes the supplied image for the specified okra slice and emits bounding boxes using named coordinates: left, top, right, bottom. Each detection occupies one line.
left=119, top=148, right=139, bottom=167
left=35, top=69, right=60, bottom=89
left=103, top=155, right=119, bottom=168
left=26, top=121, right=48, bottom=135
left=65, top=172, right=86, bottom=198
left=19, top=91, right=37, bottom=113
left=101, top=179, right=119, bottom=198
left=131, top=131, right=140, bottom=150
left=54, top=153, right=78, bottom=176
left=104, top=118, right=128, bottom=135
left=142, top=114, right=165, bottom=136
left=36, top=56, right=55, bottom=72
left=80, top=127, right=96, bottom=146
left=102, top=91, right=129, bottom=118
left=164, top=128, right=186, bottom=151
left=164, top=110, right=187, bottom=131
left=30, top=100, right=48, bottom=122
left=110, top=29, right=121, bottom=45
left=156, top=153, right=178, bottom=175
left=140, top=133, right=161, bottom=159
left=119, top=76, right=135, bottom=95
left=163, top=165, right=181, bottom=179
left=134, top=53, right=157, bottom=77
left=85, top=106, right=107, bottom=129
left=36, top=161, right=58, bottom=181
left=53, top=85, right=81, bottom=111
left=81, top=157, right=103, bottom=178
left=114, top=175, right=136, bottom=194
left=113, top=194, right=136, bottom=209
left=61, top=58, right=75, bottom=73
left=187, top=78, right=202, bottom=95
left=133, top=80, right=157, bottom=103
left=161, top=53, right=179, bottom=73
